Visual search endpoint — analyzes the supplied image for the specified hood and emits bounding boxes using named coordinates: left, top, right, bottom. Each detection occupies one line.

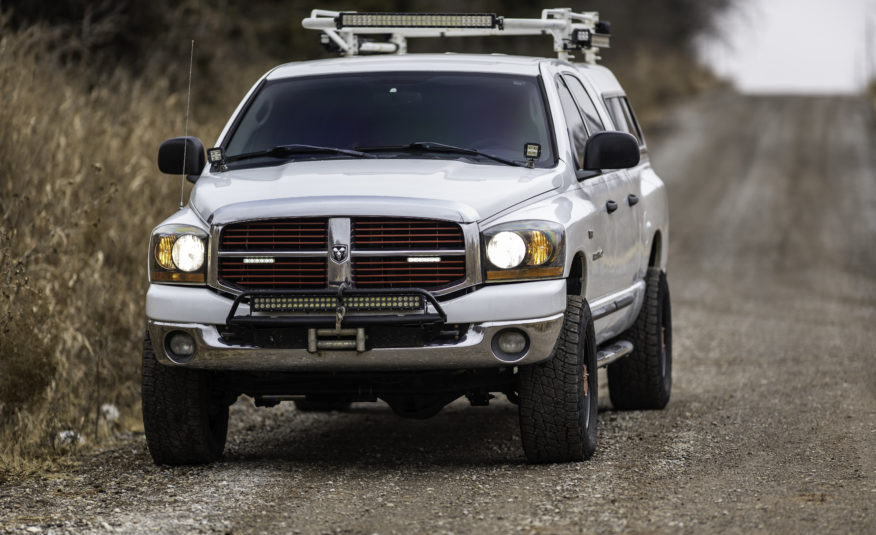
left=190, top=158, right=564, bottom=225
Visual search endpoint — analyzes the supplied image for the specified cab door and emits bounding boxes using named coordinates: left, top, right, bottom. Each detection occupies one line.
left=557, top=72, right=640, bottom=298
left=604, top=94, right=650, bottom=280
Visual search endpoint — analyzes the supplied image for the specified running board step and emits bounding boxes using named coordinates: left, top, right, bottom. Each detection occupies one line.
left=596, top=340, right=633, bottom=368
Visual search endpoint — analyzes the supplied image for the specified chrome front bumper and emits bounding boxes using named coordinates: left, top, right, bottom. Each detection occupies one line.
left=146, top=279, right=567, bottom=371
left=147, top=313, right=563, bottom=372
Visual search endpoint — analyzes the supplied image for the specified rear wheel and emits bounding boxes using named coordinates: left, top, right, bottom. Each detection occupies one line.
left=608, top=268, right=672, bottom=410
left=518, top=295, right=598, bottom=463
left=142, top=331, right=229, bottom=465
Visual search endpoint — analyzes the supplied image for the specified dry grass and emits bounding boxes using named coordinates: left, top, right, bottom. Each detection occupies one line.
left=0, top=21, right=264, bottom=475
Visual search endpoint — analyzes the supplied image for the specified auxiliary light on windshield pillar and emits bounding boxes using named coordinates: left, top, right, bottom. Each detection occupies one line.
left=524, top=143, right=542, bottom=168
left=207, top=146, right=227, bottom=171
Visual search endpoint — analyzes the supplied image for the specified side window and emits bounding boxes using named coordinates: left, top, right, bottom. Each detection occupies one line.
left=556, top=77, right=589, bottom=168
left=604, top=96, right=646, bottom=147
left=562, top=74, right=605, bottom=136
left=604, top=97, right=634, bottom=137
left=621, top=97, right=646, bottom=147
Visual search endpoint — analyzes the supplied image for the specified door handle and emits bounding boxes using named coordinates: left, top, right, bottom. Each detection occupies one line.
left=606, top=200, right=618, bottom=214
left=627, top=194, right=639, bottom=206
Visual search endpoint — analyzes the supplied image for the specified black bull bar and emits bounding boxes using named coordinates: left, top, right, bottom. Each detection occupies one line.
left=225, top=287, right=448, bottom=329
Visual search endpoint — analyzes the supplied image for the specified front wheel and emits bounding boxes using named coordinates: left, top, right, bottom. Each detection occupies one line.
left=518, top=295, right=598, bottom=463
left=141, top=331, right=229, bottom=465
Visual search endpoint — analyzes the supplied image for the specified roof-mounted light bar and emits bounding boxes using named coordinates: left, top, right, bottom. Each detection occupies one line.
left=337, top=12, right=501, bottom=29
left=302, top=8, right=611, bottom=64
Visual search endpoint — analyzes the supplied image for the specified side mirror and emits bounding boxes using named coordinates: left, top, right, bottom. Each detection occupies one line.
left=581, top=131, right=640, bottom=171
left=157, top=136, right=206, bottom=179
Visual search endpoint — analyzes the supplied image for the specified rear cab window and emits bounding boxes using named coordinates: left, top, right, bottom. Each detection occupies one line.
left=604, top=95, right=646, bottom=148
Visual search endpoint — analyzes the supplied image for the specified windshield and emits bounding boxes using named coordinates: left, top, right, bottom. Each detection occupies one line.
left=224, top=71, right=555, bottom=168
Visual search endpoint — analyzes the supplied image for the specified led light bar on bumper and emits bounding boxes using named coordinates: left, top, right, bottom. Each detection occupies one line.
left=252, top=294, right=425, bottom=313
left=483, top=221, right=565, bottom=282
left=149, top=224, right=208, bottom=285
left=336, top=12, right=500, bottom=29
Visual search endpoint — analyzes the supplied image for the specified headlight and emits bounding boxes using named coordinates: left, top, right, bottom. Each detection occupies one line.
left=149, top=225, right=208, bottom=284
left=486, top=231, right=527, bottom=269
left=482, top=221, right=564, bottom=282
left=171, top=234, right=205, bottom=272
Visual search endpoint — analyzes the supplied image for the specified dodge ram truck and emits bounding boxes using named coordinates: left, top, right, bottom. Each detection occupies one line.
left=143, top=8, right=672, bottom=465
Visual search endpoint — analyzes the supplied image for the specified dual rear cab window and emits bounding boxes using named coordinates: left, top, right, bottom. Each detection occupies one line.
left=555, top=73, right=645, bottom=168
left=604, top=96, right=645, bottom=148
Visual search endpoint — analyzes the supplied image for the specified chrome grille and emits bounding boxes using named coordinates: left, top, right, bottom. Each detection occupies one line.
left=215, top=217, right=467, bottom=292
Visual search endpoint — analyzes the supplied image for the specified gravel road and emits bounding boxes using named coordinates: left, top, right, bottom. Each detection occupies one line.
left=2, top=92, right=874, bottom=534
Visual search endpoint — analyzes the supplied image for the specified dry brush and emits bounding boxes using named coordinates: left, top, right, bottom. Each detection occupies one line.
left=0, top=22, right=251, bottom=473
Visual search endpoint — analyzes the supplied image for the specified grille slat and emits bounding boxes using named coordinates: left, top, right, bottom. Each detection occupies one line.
left=218, top=257, right=327, bottom=289
left=219, top=218, right=327, bottom=251
left=353, top=255, right=465, bottom=289
left=352, top=218, right=465, bottom=289
left=352, top=240, right=463, bottom=245
left=353, top=218, right=464, bottom=250
left=218, top=218, right=329, bottom=290
left=221, top=242, right=324, bottom=246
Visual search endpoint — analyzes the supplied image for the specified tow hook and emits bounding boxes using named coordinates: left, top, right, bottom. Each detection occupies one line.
left=307, top=327, right=366, bottom=353
left=306, top=282, right=366, bottom=353
left=335, top=281, right=348, bottom=331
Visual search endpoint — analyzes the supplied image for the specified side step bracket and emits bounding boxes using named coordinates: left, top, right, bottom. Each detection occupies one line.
left=596, top=340, right=633, bottom=368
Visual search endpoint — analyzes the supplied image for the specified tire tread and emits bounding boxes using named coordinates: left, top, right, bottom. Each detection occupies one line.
left=519, top=296, right=598, bottom=463
left=142, top=331, right=228, bottom=465
left=607, top=268, right=672, bottom=410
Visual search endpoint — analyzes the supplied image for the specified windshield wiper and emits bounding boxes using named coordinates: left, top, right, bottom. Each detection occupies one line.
left=226, top=144, right=375, bottom=163
left=356, top=141, right=525, bottom=168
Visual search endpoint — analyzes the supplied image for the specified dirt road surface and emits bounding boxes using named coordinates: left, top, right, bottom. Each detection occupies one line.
left=2, top=92, right=874, bottom=534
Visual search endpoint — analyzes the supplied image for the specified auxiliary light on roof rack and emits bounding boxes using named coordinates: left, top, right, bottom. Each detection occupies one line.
left=302, top=8, right=611, bottom=64
left=337, top=13, right=500, bottom=29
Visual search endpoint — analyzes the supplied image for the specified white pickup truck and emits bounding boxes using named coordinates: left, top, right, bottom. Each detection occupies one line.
left=143, top=8, right=672, bottom=465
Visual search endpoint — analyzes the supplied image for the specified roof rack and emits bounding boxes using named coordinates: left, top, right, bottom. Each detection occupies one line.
left=301, top=8, right=611, bottom=64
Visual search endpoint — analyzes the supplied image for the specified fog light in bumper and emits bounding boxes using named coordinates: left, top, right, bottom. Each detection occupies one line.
left=491, top=329, right=530, bottom=363
left=166, top=331, right=196, bottom=363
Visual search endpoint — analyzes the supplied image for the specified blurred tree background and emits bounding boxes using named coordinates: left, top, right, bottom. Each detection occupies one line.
left=0, top=0, right=732, bottom=472
left=4, top=0, right=733, bottom=112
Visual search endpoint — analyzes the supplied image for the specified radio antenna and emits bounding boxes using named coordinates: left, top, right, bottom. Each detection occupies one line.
left=180, top=39, right=194, bottom=209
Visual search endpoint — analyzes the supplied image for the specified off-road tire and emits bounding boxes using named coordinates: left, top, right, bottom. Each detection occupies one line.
left=294, top=400, right=352, bottom=412
left=141, top=331, right=229, bottom=465
left=608, top=268, right=672, bottom=410
left=518, top=295, right=598, bottom=463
